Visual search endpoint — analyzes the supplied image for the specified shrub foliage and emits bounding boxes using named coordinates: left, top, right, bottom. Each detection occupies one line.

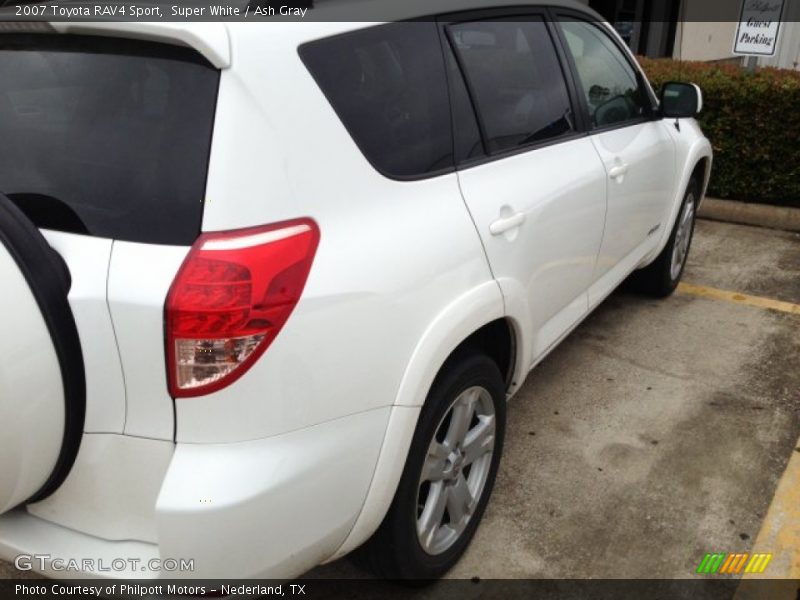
left=639, top=57, right=800, bottom=207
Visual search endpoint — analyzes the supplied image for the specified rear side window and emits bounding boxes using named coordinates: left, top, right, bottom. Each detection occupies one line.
left=0, top=36, right=219, bottom=245
left=299, top=23, right=454, bottom=179
left=449, top=18, right=575, bottom=154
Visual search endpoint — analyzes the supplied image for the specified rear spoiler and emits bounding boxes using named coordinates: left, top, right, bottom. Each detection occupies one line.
left=0, top=20, right=231, bottom=68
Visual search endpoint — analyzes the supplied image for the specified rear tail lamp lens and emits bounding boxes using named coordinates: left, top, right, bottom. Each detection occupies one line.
left=165, top=219, right=319, bottom=398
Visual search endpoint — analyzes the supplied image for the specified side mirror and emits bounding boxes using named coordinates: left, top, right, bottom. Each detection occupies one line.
left=660, top=82, right=702, bottom=119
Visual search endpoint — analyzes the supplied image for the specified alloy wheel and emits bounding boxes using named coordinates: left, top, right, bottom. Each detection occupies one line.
left=416, top=386, right=496, bottom=555
left=670, top=193, right=696, bottom=281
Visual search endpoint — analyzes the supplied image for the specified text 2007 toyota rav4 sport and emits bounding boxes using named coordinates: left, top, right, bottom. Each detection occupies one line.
left=0, top=0, right=711, bottom=581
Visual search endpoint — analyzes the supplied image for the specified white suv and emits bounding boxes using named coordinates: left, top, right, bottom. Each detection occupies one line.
left=0, top=0, right=711, bottom=581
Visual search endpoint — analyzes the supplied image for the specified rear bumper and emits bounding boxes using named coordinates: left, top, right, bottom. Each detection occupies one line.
left=0, top=408, right=390, bottom=579
left=0, top=510, right=159, bottom=579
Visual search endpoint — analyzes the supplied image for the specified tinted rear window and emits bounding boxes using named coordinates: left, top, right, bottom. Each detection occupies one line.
left=0, top=36, right=219, bottom=245
left=299, top=22, right=454, bottom=180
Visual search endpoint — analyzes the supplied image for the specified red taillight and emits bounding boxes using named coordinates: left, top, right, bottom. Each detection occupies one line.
left=165, top=218, right=320, bottom=398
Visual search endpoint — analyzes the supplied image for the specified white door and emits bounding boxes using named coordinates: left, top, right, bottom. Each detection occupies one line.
left=446, top=15, right=608, bottom=364
left=556, top=17, right=677, bottom=303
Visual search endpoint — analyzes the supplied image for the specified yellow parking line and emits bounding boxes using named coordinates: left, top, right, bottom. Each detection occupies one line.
left=678, top=283, right=800, bottom=315
left=680, top=281, right=800, bottom=591
left=734, top=437, right=800, bottom=599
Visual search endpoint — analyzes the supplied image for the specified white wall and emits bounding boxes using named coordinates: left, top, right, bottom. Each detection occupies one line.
left=673, top=22, right=739, bottom=61
left=672, top=0, right=741, bottom=63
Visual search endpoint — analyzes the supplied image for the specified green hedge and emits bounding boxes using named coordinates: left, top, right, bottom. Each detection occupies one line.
left=638, top=57, right=800, bottom=207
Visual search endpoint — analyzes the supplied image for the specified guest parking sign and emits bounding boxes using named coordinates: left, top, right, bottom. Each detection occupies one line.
left=734, top=0, right=785, bottom=56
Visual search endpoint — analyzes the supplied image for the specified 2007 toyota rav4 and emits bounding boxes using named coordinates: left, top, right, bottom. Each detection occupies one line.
left=0, top=0, right=711, bottom=581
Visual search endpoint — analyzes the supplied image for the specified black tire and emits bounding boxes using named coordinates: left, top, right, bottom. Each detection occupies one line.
left=630, top=178, right=700, bottom=297
left=357, top=352, right=506, bottom=581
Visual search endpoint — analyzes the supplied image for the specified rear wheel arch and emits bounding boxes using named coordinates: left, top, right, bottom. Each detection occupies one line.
left=356, top=352, right=506, bottom=578
left=436, top=318, right=517, bottom=394
left=351, top=316, right=517, bottom=577
left=330, top=305, right=517, bottom=560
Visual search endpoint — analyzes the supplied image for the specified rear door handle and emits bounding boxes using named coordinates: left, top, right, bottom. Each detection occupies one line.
left=608, top=163, right=629, bottom=179
left=489, top=212, right=526, bottom=235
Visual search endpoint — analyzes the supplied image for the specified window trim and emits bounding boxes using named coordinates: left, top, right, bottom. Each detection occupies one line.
left=440, top=8, right=586, bottom=165
left=550, top=8, right=659, bottom=135
left=436, top=23, right=488, bottom=164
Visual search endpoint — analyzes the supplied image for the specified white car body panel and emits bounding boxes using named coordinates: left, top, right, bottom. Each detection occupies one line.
left=27, top=435, right=173, bottom=544
left=456, top=139, right=607, bottom=366
left=388, top=281, right=507, bottom=408
left=177, top=25, right=494, bottom=443
left=107, top=242, right=189, bottom=440
left=179, top=170, right=493, bottom=443
left=158, top=408, right=389, bottom=579
left=328, top=405, right=422, bottom=560
left=589, top=121, right=677, bottom=280
left=41, top=232, right=126, bottom=434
